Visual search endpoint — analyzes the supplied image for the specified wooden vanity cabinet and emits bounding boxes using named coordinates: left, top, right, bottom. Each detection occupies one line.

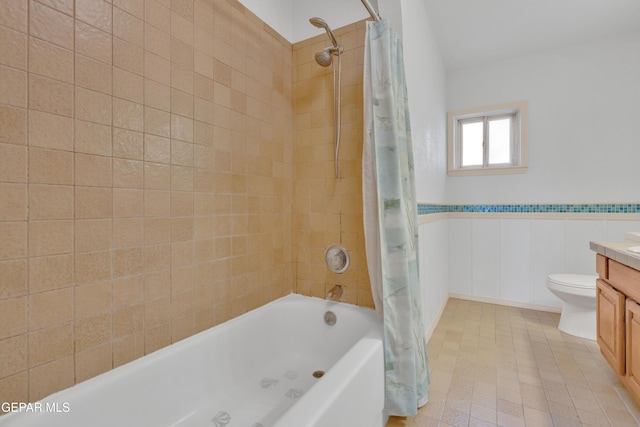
left=596, top=253, right=640, bottom=404
left=596, top=278, right=625, bottom=375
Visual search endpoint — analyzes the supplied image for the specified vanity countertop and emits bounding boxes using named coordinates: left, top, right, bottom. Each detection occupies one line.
left=590, top=241, right=640, bottom=272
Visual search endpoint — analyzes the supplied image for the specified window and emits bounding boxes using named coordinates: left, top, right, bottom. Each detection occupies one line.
left=447, top=101, right=528, bottom=176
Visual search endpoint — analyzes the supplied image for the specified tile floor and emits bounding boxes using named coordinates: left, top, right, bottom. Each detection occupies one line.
left=386, top=298, right=640, bottom=426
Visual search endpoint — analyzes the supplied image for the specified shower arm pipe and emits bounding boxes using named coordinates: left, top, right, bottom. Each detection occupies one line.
left=360, top=0, right=381, bottom=20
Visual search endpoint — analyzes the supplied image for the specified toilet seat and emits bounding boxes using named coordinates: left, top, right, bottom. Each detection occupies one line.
left=547, top=274, right=596, bottom=289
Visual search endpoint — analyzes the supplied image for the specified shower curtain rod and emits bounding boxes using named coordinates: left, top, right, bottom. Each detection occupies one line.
left=360, top=0, right=381, bottom=20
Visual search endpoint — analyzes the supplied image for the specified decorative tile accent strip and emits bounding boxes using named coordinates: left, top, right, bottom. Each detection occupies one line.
left=417, top=203, right=640, bottom=215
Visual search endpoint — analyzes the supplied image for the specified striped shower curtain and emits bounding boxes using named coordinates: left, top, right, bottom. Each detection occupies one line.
left=362, top=19, right=430, bottom=417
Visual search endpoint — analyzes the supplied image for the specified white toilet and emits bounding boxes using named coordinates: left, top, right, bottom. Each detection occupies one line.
left=546, top=274, right=598, bottom=340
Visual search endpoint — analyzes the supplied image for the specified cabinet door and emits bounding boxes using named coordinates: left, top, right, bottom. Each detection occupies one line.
left=626, top=299, right=640, bottom=402
left=597, top=279, right=625, bottom=375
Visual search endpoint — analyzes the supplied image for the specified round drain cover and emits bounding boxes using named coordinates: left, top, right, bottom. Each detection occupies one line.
left=312, top=370, right=325, bottom=378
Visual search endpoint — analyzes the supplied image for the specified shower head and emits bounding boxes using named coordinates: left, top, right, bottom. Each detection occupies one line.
left=309, top=17, right=338, bottom=48
left=315, top=48, right=333, bottom=67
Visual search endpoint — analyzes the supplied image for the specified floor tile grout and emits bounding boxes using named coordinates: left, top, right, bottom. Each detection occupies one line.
left=386, top=298, right=640, bottom=427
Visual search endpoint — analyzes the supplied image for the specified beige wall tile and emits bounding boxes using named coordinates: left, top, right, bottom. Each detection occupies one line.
left=113, top=218, right=143, bottom=248
left=144, top=107, right=171, bottom=137
left=29, top=288, right=73, bottom=331
left=75, top=120, right=112, bottom=156
left=170, top=87, right=193, bottom=118
left=28, top=147, right=73, bottom=185
left=113, top=303, right=143, bottom=337
left=75, top=21, right=112, bottom=64
left=28, top=323, right=72, bottom=367
left=36, top=0, right=74, bottom=16
left=113, top=128, right=144, bottom=160
left=170, top=115, right=194, bottom=143
left=75, top=153, right=112, bottom=187
left=113, top=37, right=144, bottom=75
left=0, top=0, right=28, bottom=33
left=114, top=0, right=144, bottom=19
left=29, top=37, right=73, bottom=84
left=0, top=296, right=27, bottom=339
left=113, top=67, right=144, bottom=103
left=145, top=0, right=170, bottom=32
left=28, top=184, right=74, bottom=220
left=0, top=0, right=295, bottom=401
left=29, top=74, right=73, bottom=117
left=75, top=219, right=112, bottom=252
left=144, top=79, right=171, bottom=111
left=76, top=0, right=112, bottom=33
left=0, top=143, right=27, bottom=182
left=144, top=190, right=171, bottom=217
left=75, top=312, right=112, bottom=351
left=112, top=98, right=144, bottom=131
left=0, top=183, right=27, bottom=220
left=0, top=65, right=27, bottom=108
left=28, top=253, right=74, bottom=293
left=0, top=259, right=27, bottom=299
left=0, top=26, right=26, bottom=70
left=113, top=247, right=143, bottom=277
left=75, top=186, right=112, bottom=219
left=113, top=275, right=143, bottom=308
left=0, top=334, right=27, bottom=379
left=114, top=7, right=144, bottom=47
left=75, top=87, right=112, bottom=125
left=145, top=51, right=171, bottom=85
left=28, top=220, right=73, bottom=257
left=75, top=250, right=112, bottom=285
left=144, top=296, right=170, bottom=328
left=113, top=158, right=144, bottom=188
left=0, top=106, right=26, bottom=146
left=113, top=333, right=144, bottom=367
left=28, top=110, right=73, bottom=150
left=75, top=342, right=112, bottom=382
left=113, top=188, right=143, bottom=218
left=75, top=281, right=112, bottom=318
left=0, top=372, right=28, bottom=410
left=28, top=355, right=74, bottom=401
left=75, top=54, right=112, bottom=94
left=0, top=221, right=26, bottom=260
left=144, top=322, right=171, bottom=354
left=144, top=243, right=171, bottom=272
left=29, top=1, right=74, bottom=50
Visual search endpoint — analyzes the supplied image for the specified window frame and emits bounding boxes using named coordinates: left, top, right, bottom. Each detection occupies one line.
left=447, top=100, right=528, bottom=176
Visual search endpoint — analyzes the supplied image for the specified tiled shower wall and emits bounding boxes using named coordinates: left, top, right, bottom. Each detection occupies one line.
left=0, top=0, right=293, bottom=403
left=291, top=21, right=373, bottom=308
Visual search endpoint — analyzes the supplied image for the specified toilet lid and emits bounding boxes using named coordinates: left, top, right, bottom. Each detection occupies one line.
left=548, top=274, right=597, bottom=289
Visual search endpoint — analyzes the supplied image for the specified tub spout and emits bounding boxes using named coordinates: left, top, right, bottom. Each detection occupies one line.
left=327, top=285, right=343, bottom=301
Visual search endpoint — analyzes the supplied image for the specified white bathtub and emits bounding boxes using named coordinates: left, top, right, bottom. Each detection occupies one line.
left=0, top=294, right=385, bottom=427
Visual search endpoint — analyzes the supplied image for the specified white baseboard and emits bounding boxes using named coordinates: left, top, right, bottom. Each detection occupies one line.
left=448, top=293, right=562, bottom=313
left=424, top=296, right=449, bottom=343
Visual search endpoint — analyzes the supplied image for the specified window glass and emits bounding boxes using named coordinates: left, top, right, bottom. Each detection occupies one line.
left=461, top=121, right=483, bottom=166
left=488, top=118, right=511, bottom=164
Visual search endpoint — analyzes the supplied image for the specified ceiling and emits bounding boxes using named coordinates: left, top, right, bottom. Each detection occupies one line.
left=422, top=0, right=640, bottom=71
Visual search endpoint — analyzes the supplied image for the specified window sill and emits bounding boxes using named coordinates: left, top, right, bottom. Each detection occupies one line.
left=447, top=166, right=528, bottom=177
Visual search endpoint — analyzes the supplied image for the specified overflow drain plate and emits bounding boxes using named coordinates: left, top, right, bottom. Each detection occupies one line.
left=325, top=244, right=349, bottom=274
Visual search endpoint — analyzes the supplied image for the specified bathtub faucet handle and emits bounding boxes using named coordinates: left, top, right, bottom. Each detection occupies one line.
left=327, top=285, right=343, bottom=301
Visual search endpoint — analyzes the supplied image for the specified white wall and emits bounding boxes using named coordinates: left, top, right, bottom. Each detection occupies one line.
left=448, top=217, right=640, bottom=308
left=237, top=0, right=371, bottom=43
left=445, top=32, right=640, bottom=204
left=397, top=0, right=448, bottom=204
left=419, top=220, right=449, bottom=337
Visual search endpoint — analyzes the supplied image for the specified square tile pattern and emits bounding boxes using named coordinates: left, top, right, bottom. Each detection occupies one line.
left=387, top=298, right=640, bottom=427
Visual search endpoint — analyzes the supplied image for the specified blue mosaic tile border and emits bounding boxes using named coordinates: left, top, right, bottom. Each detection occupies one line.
left=417, top=203, right=640, bottom=215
